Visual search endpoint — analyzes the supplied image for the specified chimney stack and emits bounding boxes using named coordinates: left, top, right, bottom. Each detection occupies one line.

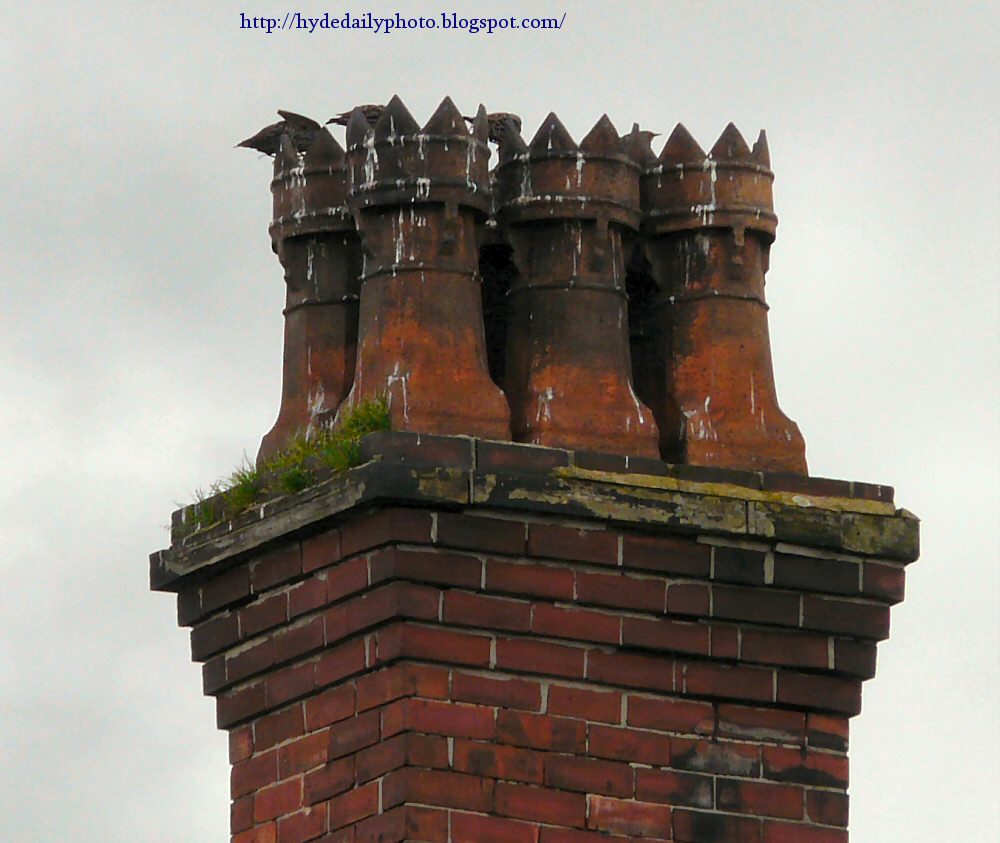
left=152, top=97, right=919, bottom=843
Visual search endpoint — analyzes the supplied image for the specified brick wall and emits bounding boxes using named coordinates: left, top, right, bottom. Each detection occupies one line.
left=153, top=434, right=915, bottom=842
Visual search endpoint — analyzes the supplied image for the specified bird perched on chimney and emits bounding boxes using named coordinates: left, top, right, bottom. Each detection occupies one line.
left=621, top=122, right=660, bottom=146
left=620, top=122, right=661, bottom=165
left=236, top=110, right=322, bottom=155
left=462, top=112, right=523, bottom=144
left=326, top=104, right=385, bottom=127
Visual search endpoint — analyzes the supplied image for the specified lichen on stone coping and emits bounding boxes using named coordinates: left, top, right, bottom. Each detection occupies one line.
left=152, top=431, right=917, bottom=593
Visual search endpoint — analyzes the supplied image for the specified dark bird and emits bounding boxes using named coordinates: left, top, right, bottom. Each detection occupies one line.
left=462, top=111, right=523, bottom=144
left=236, top=110, right=322, bottom=156
left=326, top=104, right=385, bottom=127
left=622, top=122, right=660, bottom=146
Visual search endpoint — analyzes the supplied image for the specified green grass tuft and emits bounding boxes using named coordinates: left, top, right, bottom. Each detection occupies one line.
left=178, top=395, right=392, bottom=539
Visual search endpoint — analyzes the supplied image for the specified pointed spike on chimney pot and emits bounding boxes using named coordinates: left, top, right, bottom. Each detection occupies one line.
left=374, top=95, right=420, bottom=140
left=579, top=114, right=621, bottom=153
left=471, top=105, right=490, bottom=142
left=529, top=112, right=578, bottom=153
left=710, top=122, right=752, bottom=161
left=751, top=129, right=771, bottom=167
left=345, top=108, right=372, bottom=147
left=658, top=123, right=706, bottom=164
left=304, top=128, right=345, bottom=166
left=422, top=96, right=467, bottom=135
left=275, top=133, right=300, bottom=174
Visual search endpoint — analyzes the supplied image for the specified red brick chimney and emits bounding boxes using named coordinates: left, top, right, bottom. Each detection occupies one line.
left=152, top=97, right=918, bottom=843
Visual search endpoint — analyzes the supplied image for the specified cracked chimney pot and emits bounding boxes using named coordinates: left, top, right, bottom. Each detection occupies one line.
left=336, top=96, right=510, bottom=439
left=494, top=113, right=659, bottom=456
left=637, top=123, right=807, bottom=473
left=258, top=130, right=361, bottom=464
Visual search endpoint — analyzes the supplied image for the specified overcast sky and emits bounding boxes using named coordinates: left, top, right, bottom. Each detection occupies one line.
left=2, top=1, right=997, bottom=840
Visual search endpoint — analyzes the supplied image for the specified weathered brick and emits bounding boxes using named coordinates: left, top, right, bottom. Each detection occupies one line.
left=304, top=684, right=355, bottom=731
left=741, top=628, right=830, bottom=671
left=683, top=661, right=774, bottom=703
left=191, top=612, right=240, bottom=660
left=717, top=777, right=804, bottom=818
left=713, top=545, right=767, bottom=585
left=545, top=755, right=635, bottom=797
left=666, top=583, right=709, bottom=616
left=802, top=596, right=890, bottom=640
left=283, top=580, right=326, bottom=625
left=713, top=585, right=800, bottom=626
left=231, top=794, right=254, bottom=833
left=301, top=530, right=341, bottom=575
left=861, top=561, right=906, bottom=603
left=834, top=638, right=877, bottom=678
left=673, top=809, right=761, bottom=842
left=278, top=730, right=329, bottom=777
left=217, top=681, right=267, bottom=728
left=371, top=546, right=482, bottom=590
left=453, top=739, right=544, bottom=784
left=487, top=559, right=575, bottom=601
left=495, top=781, right=586, bottom=827
left=718, top=705, right=805, bottom=746
left=773, top=553, right=859, bottom=596
left=325, top=781, right=379, bottom=829
left=277, top=803, right=327, bottom=843
left=314, top=638, right=367, bottom=688
left=399, top=697, right=496, bottom=739
left=355, top=662, right=449, bottom=711
left=327, top=710, right=380, bottom=760
left=777, top=672, right=861, bottom=715
left=589, top=724, right=672, bottom=766
left=444, top=591, right=532, bottom=631
left=202, top=566, right=251, bottom=616
left=576, top=571, right=666, bottom=613
left=232, top=749, right=278, bottom=798
left=451, top=812, right=539, bottom=843
left=254, top=705, right=304, bottom=751
left=621, top=533, right=711, bottom=577
left=807, top=713, right=849, bottom=752
left=339, top=507, right=434, bottom=557
left=670, top=738, right=761, bottom=777
left=627, top=695, right=713, bottom=735
left=527, top=522, right=618, bottom=566
left=450, top=671, right=539, bottom=710
left=762, top=821, right=847, bottom=843
left=531, top=603, right=620, bottom=645
left=548, top=685, right=622, bottom=724
left=587, top=795, right=671, bottom=837
left=382, top=768, right=494, bottom=812
left=387, top=623, right=492, bottom=667
left=622, top=616, right=710, bottom=656
left=496, top=710, right=587, bottom=753
left=635, top=768, right=713, bottom=809
left=806, top=789, right=849, bottom=826
left=762, top=745, right=849, bottom=788
left=325, top=556, right=369, bottom=603
left=436, top=512, right=527, bottom=556
left=496, top=638, right=586, bottom=679
left=240, top=593, right=289, bottom=638
left=252, top=544, right=303, bottom=592
left=303, top=756, right=353, bottom=804
left=266, top=660, right=318, bottom=709
left=587, top=650, right=675, bottom=693
left=254, top=778, right=302, bottom=822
